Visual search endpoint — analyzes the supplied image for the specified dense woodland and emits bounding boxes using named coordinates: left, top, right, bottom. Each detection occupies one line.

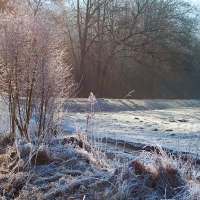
left=1, top=0, right=200, bottom=99
left=48, top=0, right=200, bottom=98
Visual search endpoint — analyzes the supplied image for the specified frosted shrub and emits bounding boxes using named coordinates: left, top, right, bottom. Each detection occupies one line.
left=0, top=0, right=75, bottom=141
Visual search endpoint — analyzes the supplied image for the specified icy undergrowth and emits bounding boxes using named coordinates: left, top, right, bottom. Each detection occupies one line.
left=0, top=132, right=200, bottom=200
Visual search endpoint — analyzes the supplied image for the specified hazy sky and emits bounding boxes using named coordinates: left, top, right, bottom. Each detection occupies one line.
left=187, top=0, right=200, bottom=6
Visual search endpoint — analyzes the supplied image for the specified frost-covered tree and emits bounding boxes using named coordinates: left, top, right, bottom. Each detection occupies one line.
left=0, top=0, right=75, bottom=141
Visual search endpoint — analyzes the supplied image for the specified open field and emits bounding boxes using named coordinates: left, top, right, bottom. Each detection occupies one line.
left=62, top=99, right=200, bottom=161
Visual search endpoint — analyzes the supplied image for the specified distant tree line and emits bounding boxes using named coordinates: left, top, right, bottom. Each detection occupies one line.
left=1, top=0, right=200, bottom=99
left=47, top=0, right=200, bottom=98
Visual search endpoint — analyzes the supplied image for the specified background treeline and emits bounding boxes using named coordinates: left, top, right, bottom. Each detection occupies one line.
left=47, top=0, right=200, bottom=99
left=2, top=0, right=200, bottom=99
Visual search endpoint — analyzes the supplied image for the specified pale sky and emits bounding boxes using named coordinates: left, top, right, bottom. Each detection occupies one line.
left=187, top=0, right=200, bottom=6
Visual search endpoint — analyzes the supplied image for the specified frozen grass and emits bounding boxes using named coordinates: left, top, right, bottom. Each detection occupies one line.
left=0, top=95, right=200, bottom=199
left=0, top=131, right=200, bottom=200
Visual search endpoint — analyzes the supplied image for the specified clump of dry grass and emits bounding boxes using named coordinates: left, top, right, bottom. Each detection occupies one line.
left=101, top=146, right=199, bottom=200
left=0, top=132, right=200, bottom=200
left=0, top=133, right=14, bottom=154
left=0, top=133, right=109, bottom=199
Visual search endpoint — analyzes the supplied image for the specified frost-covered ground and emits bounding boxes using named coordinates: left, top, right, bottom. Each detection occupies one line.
left=0, top=97, right=10, bottom=134
left=61, top=99, right=200, bottom=161
left=1, top=98, right=200, bottom=199
left=1, top=97, right=200, bottom=158
left=0, top=99, right=200, bottom=159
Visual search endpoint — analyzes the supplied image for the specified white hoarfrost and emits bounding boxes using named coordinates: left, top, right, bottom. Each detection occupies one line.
left=61, top=99, right=200, bottom=160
